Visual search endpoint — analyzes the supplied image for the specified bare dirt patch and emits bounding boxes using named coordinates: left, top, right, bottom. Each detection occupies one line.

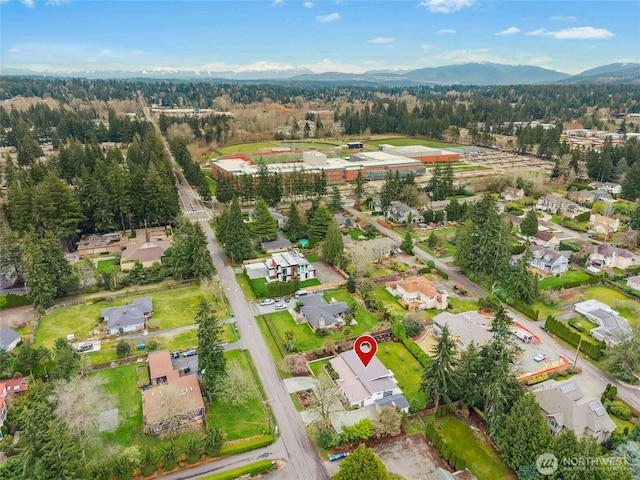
left=372, top=434, right=448, bottom=480
left=0, top=305, right=35, bottom=329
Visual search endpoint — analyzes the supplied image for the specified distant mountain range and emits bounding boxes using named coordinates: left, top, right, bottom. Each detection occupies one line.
left=3, top=62, right=639, bottom=86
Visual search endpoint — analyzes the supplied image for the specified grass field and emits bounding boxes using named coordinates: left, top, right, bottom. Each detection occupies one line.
left=538, top=271, right=591, bottom=290
left=206, top=176, right=217, bottom=195
left=347, top=228, right=366, bottom=240
left=219, top=141, right=338, bottom=156
left=370, top=285, right=407, bottom=317
left=305, top=253, right=320, bottom=263
left=582, top=286, right=638, bottom=325
left=308, top=358, right=332, bottom=380
left=431, top=416, right=515, bottom=480
left=207, top=350, right=270, bottom=440
left=236, top=273, right=257, bottom=302
left=365, top=138, right=458, bottom=148
left=96, top=259, right=118, bottom=274
left=34, top=285, right=212, bottom=348
left=255, top=315, right=291, bottom=378
left=377, top=342, right=425, bottom=405
left=448, top=297, right=480, bottom=313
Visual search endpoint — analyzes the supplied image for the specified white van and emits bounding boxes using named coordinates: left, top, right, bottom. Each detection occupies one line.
left=294, top=290, right=308, bottom=299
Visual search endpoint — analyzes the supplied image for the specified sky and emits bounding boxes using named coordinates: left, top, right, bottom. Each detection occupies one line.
left=1, top=0, right=639, bottom=76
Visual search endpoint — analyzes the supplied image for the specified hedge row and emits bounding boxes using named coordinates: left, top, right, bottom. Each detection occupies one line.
left=559, top=241, right=580, bottom=252
left=202, top=460, right=274, bottom=480
left=220, top=435, right=275, bottom=456
left=523, top=372, right=549, bottom=385
left=426, top=421, right=467, bottom=472
left=513, top=300, right=539, bottom=321
left=418, top=262, right=448, bottom=280
left=392, top=321, right=429, bottom=367
left=0, top=293, right=31, bottom=309
left=265, top=280, right=300, bottom=298
left=544, top=316, right=604, bottom=360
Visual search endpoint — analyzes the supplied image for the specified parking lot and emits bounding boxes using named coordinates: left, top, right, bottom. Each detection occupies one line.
left=170, top=350, right=200, bottom=375
left=254, top=297, right=293, bottom=314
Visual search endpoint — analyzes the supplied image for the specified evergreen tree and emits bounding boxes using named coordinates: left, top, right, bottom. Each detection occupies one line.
left=165, top=221, right=215, bottom=279
left=496, top=393, right=552, bottom=471
left=222, top=198, right=253, bottom=262
left=31, top=174, right=82, bottom=239
left=400, top=231, right=414, bottom=255
left=334, top=444, right=389, bottom=480
left=427, top=230, right=438, bottom=248
left=196, top=300, right=226, bottom=394
left=520, top=209, right=539, bottom=237
left=322, top=219, right=344, bottom=266
left=250, top=198, right=278, bottom=241
left=454, top=219, right=475, bottom=271
left=310, top=205, right=333, bottom=239
left=353, top=169, right=366, bottom=204
left=285, top=202, right=307, bottom=241
left=420, top=324, right=459, bottom=409
left=0, top=223, right=23, bottom=282
left=456, top=342, right=482, bottom=408
left=622, top=160, right=640, bottom=201
left=329, top=186, right=343, bottom=211
left=52, top=337, right=80, bottom=380
left=215, top=174, right=235, bottom=203
left=505, top=249, right=539, bottom=304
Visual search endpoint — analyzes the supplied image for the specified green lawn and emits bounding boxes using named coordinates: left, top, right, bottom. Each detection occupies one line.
left=611, top=414, right=635, bottom=434
left=261, top=289, right=380, bottom=353
left=206, top=176, right=217, bottom=195
left=255, top=315, right=291, bottom=378
left=538, top=271, right=591, bottom=290
left=347, top=229, right=366, bottom=240
left=34, top=285, right=212, bottom=348
left=582, top=286, right=637, bottom=323
left=207, top=350, right=270, bottom=440
left=300, top=278, right=321, bottom=288
left=250, top=277, right=268, bottom=296
left=448, top=297, right=480, bottom=313
left=377, top=342, right=425, bottom=405
left=531, top=301, right=562, bottom=320
left=236, top=273, right=257, bottom=302
left=308, top=358, right=332, bottom=380
left=96, top=259, right=118, bottom=274
left=432, top=416, right=515, bottom=480
left=305, top=253, right=320, bottom=263
left=371, top=285, right=407, bottom=317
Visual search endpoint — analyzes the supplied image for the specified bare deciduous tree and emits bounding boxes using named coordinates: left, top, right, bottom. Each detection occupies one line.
left=374, top=406, right=402, bottom=438
left=285, top=354, right=309, bottom=376
left=347, top=247, right=375, bottom=277
left=149, top=384, right=199, bottom=438
left=312, top=376, right=342, bottom=422
left=217, top=359, right=257, bottom=406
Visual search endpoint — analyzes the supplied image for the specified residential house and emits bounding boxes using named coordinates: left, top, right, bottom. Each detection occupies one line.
left=589, top=244, right=639, bottom=270
left=386, top=201, right=421, bottom=224
left=77, top=232, right=123, bottom=258
left=432, top=311, right=494, bottom=351
left=0, top=327, right=21, bottom=352
left=142, top=351, right=205, bottom=434
left=264, top=250, right=315, bottom=282
left=575, top=299, right=632, bottom=347
left=506, top=214, right=523, bottom=230
left=626, top=275, right=640, bottom=292
left=298, top=293, right=349, bottom=328
left=536, top=194, right=587, bottom=218
left=386, top=276, right=448, bottom=311
left=502, top=187, right=524, bottom=202
left=101, top=297, right=153, bottom=336
left=0, top=377, right=29, bottom=439
left=368, top=195, right=383, bottom=213
left=569, top=189, right=597, bottom=205
left=589, top=182, right=622, bottom=195
left=588, top=214, right=620, bottom=236
left=428, top=468, right=477, bottom=480
left=533, top=380, right=616, bottom=444
left=249, top=207, right=286, bottom=229
left=120, top=228, right=172, bottom=271
left=511, top=246, right=569, bottom=275
left=531, top=230, right=560, bottom=249
left=334, top=214, right=356, bottom=229
left=261, top=237, right=292, bottom=253
left=330, top=349, right=409, bottom=412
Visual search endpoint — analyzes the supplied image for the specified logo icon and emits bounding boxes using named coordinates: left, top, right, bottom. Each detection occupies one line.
left=354, top=335, right=378, bottom=367
left=536, top=452, right=558, bottom=476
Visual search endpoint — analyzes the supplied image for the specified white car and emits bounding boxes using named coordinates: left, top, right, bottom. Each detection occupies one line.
left=534, top=353, right=547, bottom=362
left=260, top=299, right=275, bottom=306
left=274, top=303, right=287, bottom=310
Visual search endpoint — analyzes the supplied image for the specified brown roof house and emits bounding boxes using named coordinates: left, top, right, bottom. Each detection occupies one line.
left=589, top=244, right=639, bottom=270
left=501, top=187, right=524, bottom=202
left=530, top=230, right=560, bottom=249
left=143, top=351, right=205, bottom=435
left=533, top=380, right=616, bottom=444
left=330, top=349, right=409, bottom=412
left=588, top=214, right=620, bottom=236
left=120, top=228, right=172, bottom=271
left=77, top=232, right=123, bottom=258
left=386, top=276, right=448, bottom=311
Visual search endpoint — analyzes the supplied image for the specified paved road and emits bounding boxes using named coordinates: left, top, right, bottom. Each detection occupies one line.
left=343, top=205, right=640, bottom=412
left=142, top=103, right=329, bottom=480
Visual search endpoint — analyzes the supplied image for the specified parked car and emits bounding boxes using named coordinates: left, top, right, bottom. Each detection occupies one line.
left=171, top=352, right=180, bottom=359
left=183, top=349, right=197, bottom=357
left=534, top=353, right=547, bottom=362
left=77, top=343, right=92, bottom=353
left=260, top=298, right=275, bottom=306
left=329, top=452, right=349, bottom=461
left=274, top=303, right=287, bottom=310
left=182, top=366, right=191, bottom=374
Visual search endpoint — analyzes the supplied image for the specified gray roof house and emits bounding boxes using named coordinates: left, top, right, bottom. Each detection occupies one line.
left=101, top=297, right=153, bottom=336
left=626, top=275, right=640, bottom=292
left=264, top=250, right=315, bottom=282
left=261, top=234, right=292, bottom=253
left=386, top=201, right=420, bottom=224
left=528, top=246, right=570, bottom=275
left=330, top=349, right=408, bottom=412
left=298, top=294, right=349, bottom=328
left=575, top=299, right=632, bottom=347
left=334, top=214, right=356, bottom=229
left=432, top=311, right=494, bottom=351
left=0, top=327, right=21, bottom=352
left=249, top=207, right=286, bottom=229
left=368, top=195, right=383, bottom=213
left=533, top=380, right=616, bottom=444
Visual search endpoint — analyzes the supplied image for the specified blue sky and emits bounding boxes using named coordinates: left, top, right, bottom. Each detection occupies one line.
left=1, top=0, right=638, bottom=75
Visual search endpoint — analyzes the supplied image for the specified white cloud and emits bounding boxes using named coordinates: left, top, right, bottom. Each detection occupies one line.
left=272, top=0, right=283, bottom=5
left=434, top=48, right=498, bottom=63
left=550, top=15, right=576, bottom=22
left=7, top=48, right=19, bottom=54
left=46, top=0, right=72, bottom=5
left=437, top=29, right=456, bottom=35
left=419, top=0, right=475, bottom=14
left=366, top=37, right=396, bottom=44
left=526, top=26, right=614, bottom=40
left=421, top=44, right=433, bottom=52
left=316, top=12, right=340, bottom=22
left=21, top=0, right=35, bottom=8
left=495, top=26, right=520, bottom=36
left=304, top=1, right=314, bottom=7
